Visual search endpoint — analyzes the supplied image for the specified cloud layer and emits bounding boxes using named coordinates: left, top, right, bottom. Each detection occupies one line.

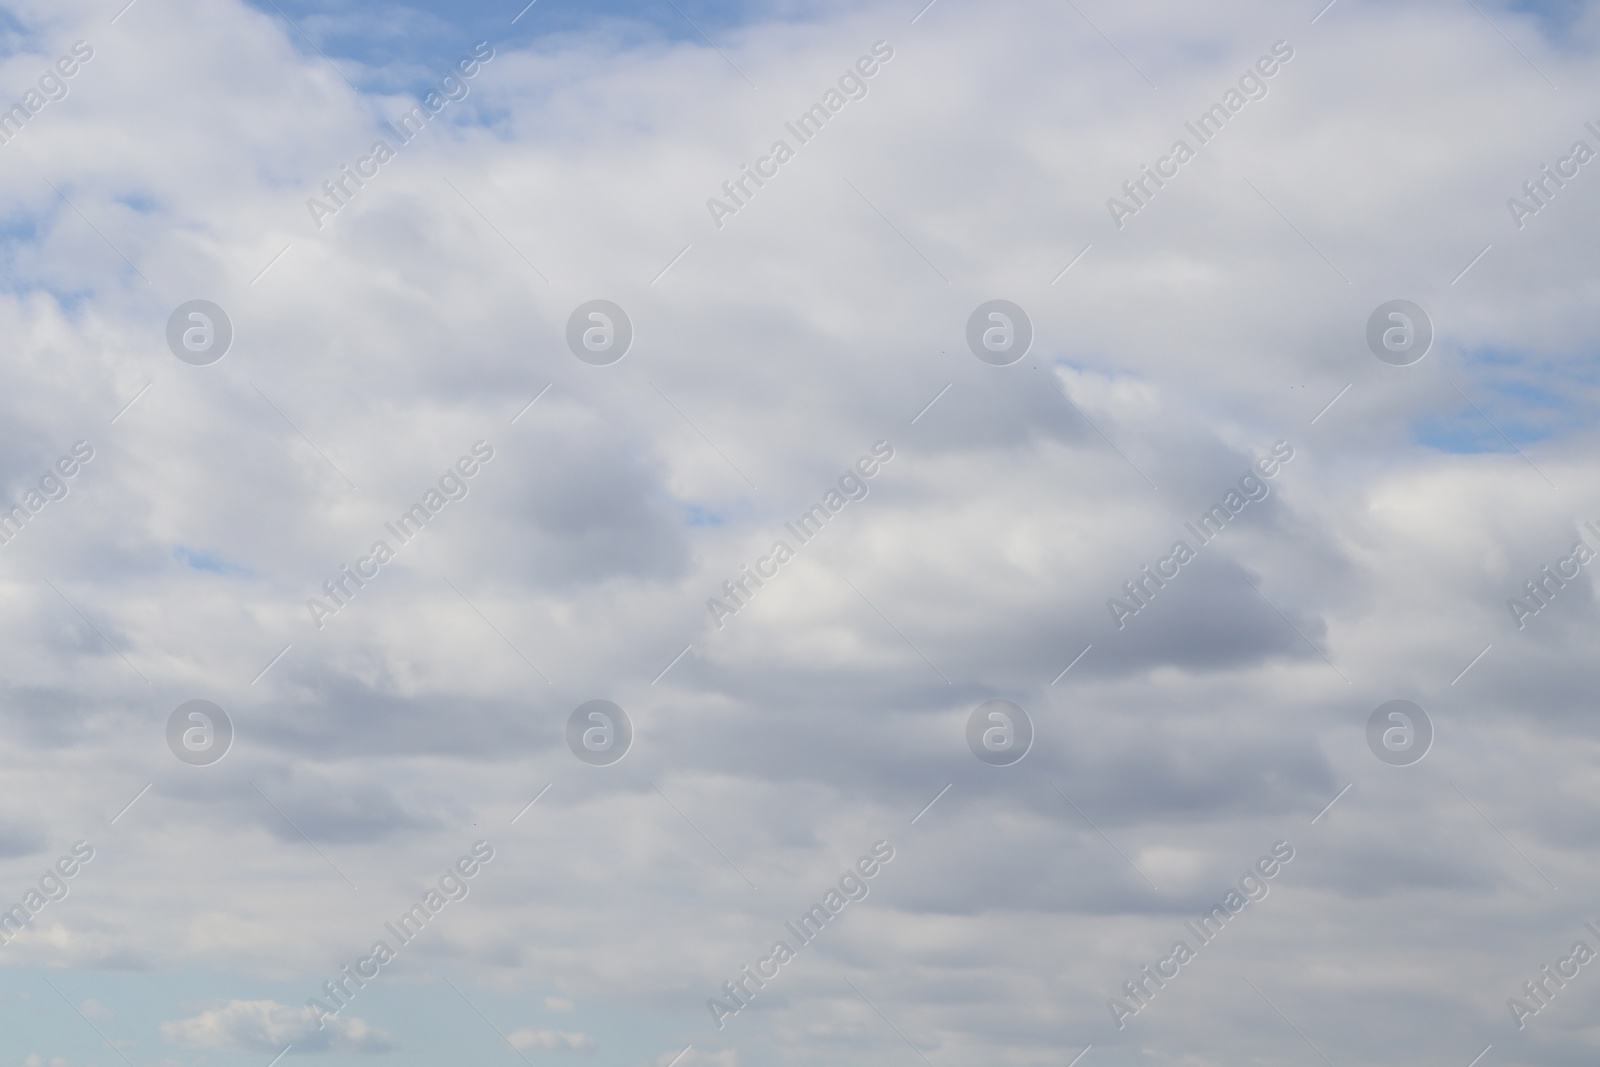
left=0, top=0, right=1595, bottom=1065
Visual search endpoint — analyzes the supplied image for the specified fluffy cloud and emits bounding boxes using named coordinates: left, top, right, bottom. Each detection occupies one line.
left=508, top=1028, right=596, bottom=1052
left=0, top=0, right=1594, bottom=1064
left=76, top=999, right=110, bottom=1021
left=159, top=1000, right=390, bottom=1053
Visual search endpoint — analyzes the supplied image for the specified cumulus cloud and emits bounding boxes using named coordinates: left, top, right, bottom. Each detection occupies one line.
left=159, top=1001, right=390, bottom=1054
left=508, top=1028, right=595, bottom=1052
left=77, top=998, right=110, bottom=1021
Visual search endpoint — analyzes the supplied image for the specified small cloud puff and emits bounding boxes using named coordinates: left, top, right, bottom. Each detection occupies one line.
left=78, top=998, right=112, bottom=1021
left=508, top=1028, right=595, bottom=1052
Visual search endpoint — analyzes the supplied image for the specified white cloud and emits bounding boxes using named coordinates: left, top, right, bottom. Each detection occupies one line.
left=159, top=1000, right=389, bottom=1054
left=0, top=0, right=1595, bottom=1063
left=507, top=1028, right=595, bottom=1053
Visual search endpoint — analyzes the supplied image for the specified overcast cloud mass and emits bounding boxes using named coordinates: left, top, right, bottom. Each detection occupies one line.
left=0, top=0, right=1597, bottom=1064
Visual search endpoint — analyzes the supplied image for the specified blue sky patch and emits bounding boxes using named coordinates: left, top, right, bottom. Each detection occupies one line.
left=175, top=546, right=252, bottom=576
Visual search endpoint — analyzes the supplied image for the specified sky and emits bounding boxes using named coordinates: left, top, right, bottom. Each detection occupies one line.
left=0, top=0, right=1598, bottom=1065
